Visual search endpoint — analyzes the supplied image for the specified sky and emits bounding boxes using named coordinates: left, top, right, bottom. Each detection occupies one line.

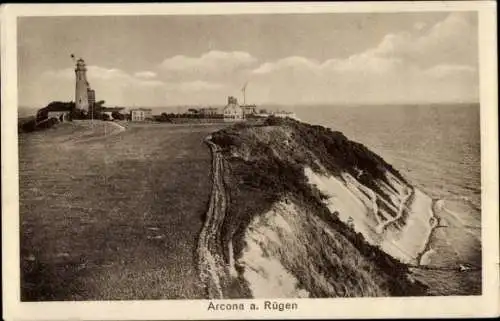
left=18, top=12, right=479, bottom=108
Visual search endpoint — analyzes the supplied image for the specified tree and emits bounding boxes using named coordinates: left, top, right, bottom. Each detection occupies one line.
left=158, top=113, right=172, bottom=122
left=70, top=108, right=86, bottom=120
left=111, top=111, right=125, bottom=120
left=95, top=100, right=105, bottom=108
left=36, top=101, right=75, bottom=121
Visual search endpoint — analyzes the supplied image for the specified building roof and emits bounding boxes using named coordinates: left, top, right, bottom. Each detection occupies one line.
left=130, top=108, right=152, bottom=111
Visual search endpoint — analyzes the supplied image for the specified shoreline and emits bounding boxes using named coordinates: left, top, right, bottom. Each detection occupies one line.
left=415, top=198, right=440, bottom=266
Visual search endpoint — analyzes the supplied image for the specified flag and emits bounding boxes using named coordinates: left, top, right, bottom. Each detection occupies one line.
left=241, top=82, right=248, bottom=91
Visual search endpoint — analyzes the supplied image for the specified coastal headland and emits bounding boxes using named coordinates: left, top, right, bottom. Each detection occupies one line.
left=199, top=117, right=481, bottom=298
left=19, top=117, right=481, bottom=300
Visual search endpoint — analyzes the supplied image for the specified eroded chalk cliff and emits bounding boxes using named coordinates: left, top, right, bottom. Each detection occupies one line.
left=199, top=117, right=437, bottom=299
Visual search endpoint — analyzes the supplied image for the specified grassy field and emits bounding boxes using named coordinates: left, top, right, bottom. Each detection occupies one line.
left=19, top=121, right=226, bottom=301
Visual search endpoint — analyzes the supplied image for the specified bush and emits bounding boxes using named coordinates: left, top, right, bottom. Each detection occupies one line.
left=37, top=101, right=75, bottom=121
left=154, top=113, right=173, bottom=122
left=263, top=115, right=283, bottom=126
left=18, top=116, right=61, bottom=133
left=18, top=118, right=37, bottom=133
left=70, top=108, right=87, bottom=120
left=111, top=111, right=125, bottom=120
left=36, top=118, right=59, bottom=130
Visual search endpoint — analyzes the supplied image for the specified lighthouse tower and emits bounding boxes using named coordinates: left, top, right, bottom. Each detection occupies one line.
left=75, top=58, right=90, bottom=111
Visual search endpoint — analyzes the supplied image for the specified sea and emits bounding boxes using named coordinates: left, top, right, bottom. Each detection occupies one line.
left=18, top=103, right=482, bottom=211
left=291, top=104, right=483, bottom=294
left=290, top=104, right=482, bottom=214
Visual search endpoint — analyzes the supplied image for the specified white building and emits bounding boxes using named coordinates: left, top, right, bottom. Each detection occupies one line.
left=273, top=111, right=299, bottom=120
left=130, top=108, right=153, bottom=121
left=47, top=111, right=71, bottom=122
left=241, top=104, right=257, bottom=117
left=223, top=96, right=243, bottom=121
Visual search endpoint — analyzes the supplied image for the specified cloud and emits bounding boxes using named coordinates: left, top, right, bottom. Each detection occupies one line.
left=134, top=71, right=157, bottom=79
left=42, top=66, right=164, bottom=88
left=38, top=64, right=229, bottom=106
left=88, top=66, right=164, bottom=88
left=251, top=12, right=478, bottom=80
left=30, top=13, right=478, bottom=106
left=367, top=12, right=477, bottom=68
left=252, top=56, right=322, bottom=76
left=165, top=80, right=225, bottom=92
left=423, top=64, right=477, bottom=79
left=158, top=50, right=258, bottom=81
left=246, top=12, right=478, bottom=104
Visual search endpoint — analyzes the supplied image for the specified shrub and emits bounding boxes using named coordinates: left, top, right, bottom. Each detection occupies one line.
left=18, top=117, right=37, bottom=133
left=37, top=101, right=75, bottom=121
left=70, top=108, right=87, bottom=120
left=263, top=115, right=282, bottom=126
left=154, top=113, right=173, bottom=122
left=36, top=118, right=59, bottom=130
left=111, top=111, right=125, bottom=120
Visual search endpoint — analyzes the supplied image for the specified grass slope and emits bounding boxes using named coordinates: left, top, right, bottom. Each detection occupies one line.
left=20, top=121, right=226, bottom=301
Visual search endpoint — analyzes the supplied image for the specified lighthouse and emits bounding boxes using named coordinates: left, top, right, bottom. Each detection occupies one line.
left=74, top=58, right=90, bottom=112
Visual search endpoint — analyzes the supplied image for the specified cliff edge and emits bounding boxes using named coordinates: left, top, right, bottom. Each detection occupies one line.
left=198, top=117, right=438, bottom=298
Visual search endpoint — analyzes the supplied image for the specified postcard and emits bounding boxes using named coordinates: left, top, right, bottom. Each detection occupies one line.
left=2, top=2, right=498, bottom=320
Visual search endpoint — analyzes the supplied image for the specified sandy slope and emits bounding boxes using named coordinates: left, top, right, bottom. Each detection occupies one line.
left=304, top=167, right=434, bottom=264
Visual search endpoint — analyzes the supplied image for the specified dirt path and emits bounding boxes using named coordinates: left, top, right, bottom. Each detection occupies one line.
left=197, top=136, right=228, bottom=299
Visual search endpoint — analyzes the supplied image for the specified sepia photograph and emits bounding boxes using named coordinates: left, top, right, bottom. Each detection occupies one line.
left=2, top=2, right=498, bottom=320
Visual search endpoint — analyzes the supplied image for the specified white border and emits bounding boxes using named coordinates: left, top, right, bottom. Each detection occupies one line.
left=2, top=2, right=498, bottom=320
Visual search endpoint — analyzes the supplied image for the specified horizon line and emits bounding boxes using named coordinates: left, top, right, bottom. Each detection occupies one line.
left=18, top=101, right=480, bottom=110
